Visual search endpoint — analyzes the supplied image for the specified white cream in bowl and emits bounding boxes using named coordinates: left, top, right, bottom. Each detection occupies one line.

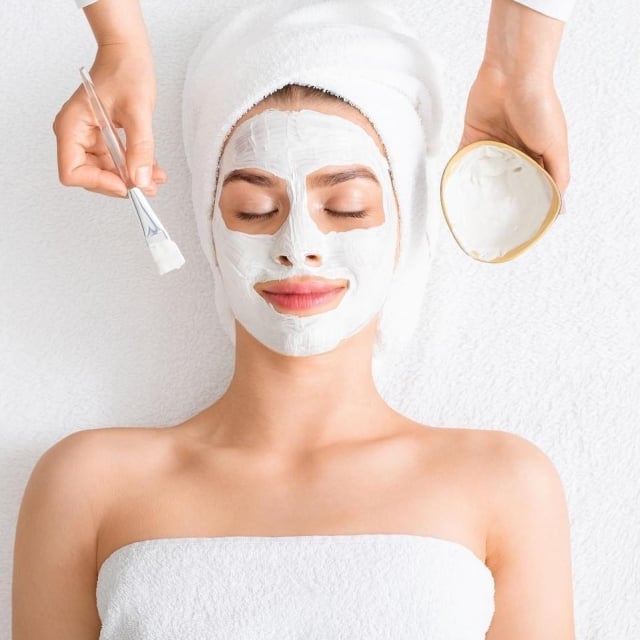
left=440, top=141, right=561, bottom=262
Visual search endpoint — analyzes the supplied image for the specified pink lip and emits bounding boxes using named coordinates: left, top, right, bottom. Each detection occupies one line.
left=257, top=278, right=348, bottom=311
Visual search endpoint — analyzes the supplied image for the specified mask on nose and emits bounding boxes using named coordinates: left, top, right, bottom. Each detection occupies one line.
left=211, top=109, right=399, bottom=356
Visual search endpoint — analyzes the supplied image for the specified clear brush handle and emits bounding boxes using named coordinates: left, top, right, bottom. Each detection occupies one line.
left=78, top=66, right=186, bottom=275
left=79, top=66, right=130, bottom=186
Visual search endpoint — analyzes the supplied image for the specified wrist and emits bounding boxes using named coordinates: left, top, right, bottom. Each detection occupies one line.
left=96, top=40, right=154, bottom=67
left=476, top=58, right=555, bottom=96
left=84, top=0, right=149, bottom=47
left=483, top=0, right=564, bottom=80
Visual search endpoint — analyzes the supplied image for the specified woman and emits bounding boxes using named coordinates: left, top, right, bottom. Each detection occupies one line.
left=14, top=1, right=574, bottom=638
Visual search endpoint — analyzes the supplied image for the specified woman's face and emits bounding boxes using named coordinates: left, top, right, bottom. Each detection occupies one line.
left=209, top=103, right=399, bottom=357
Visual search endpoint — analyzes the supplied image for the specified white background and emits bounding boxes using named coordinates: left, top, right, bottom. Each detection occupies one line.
left=1, top=0, right=639, bottom=638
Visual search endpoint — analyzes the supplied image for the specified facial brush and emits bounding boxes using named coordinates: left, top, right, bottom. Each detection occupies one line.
left=79, top=66, right=185, bottom=275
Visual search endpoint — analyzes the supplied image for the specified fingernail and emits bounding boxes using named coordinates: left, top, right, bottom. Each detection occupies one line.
left=135, top=166, right=152, bottom=188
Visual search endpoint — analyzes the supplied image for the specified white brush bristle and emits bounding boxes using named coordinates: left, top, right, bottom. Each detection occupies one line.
left=149, top=238, right=186, bottom=275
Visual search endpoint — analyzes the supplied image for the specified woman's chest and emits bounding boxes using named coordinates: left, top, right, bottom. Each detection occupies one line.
left=96, top=428, right=489, bottom=573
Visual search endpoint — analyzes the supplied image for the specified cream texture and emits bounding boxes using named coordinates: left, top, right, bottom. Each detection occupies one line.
left=148, top=238, right=186, bottom=276
left=96, top=535, right=495, bottom=639
left=442, top=144, right=554, bottom=261
left=212, top=109, right=398, bottom=356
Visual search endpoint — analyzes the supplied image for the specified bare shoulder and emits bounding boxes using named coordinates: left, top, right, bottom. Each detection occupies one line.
left=12, top=426, right=164, bottom=639
left=27, top=427, right=121, bottom=504
left=427, top=427, right=574, bottom=638
left=454, top=428, right=568, bottom=532
left=412, top=423, right=557, bottom=472
left=430, top=425, right=563, bottom=482
left=480, top=429, right=566, bottom=500
left=49, top=424, right=175, bottom=460
left=28, top=426, right=174, bottom=518
left=477, top=431, right=574, bottom=637
left=37, top=425, right=164, bottom=475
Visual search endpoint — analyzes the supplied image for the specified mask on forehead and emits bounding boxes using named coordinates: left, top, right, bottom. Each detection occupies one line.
left=211, top=109, right=399, bottom=356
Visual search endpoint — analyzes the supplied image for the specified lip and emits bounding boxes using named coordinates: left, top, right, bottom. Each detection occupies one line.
left=256, top=277, right=348, bottom=312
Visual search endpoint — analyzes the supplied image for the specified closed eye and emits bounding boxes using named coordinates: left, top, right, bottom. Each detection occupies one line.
left=326, top=209, right=367, bottom=218
left=235, top=209, right=278, bottom=220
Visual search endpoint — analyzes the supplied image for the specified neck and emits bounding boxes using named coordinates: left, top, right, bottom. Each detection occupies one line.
left=202, top=320, right=397, bottom=455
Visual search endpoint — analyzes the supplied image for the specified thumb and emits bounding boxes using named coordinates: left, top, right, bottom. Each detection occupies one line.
left=541, top=139, right=570, bottom=196
left=120, top=106, right=155, bottom=188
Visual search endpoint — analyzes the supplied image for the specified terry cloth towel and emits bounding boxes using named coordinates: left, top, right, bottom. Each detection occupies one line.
left=96, top=534, right=495, bottom=639
left=182, top=0, right=444, bottom=368
left=75, top=0, right=576, bottom=21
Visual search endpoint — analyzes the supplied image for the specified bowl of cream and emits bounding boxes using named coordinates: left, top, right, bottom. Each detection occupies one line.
left=439, top=141, right=562, bottom=263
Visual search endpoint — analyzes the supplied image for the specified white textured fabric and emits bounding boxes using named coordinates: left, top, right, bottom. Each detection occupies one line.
left=514, top=0, right=576, bottom=21
left=182, top=0, right=444, bottom=372
left=96, top=534, right=495, bottom=639
left=74, top=0, right=576, bottom=21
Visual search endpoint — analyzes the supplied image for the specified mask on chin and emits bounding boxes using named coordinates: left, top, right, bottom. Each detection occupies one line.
left=211, top=109, right=399, bottom=357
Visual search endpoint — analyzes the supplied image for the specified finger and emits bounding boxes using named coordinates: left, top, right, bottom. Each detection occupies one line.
left=53, top=106, right=127, bottom=197
left=54, top=106, right=97, bottom=187
left=72, top=148, right=129, bottom=197
left=153, top=165, right=168, bottom=183
left=58, top=141, right=128, bottom=197
left=88, top=184, right=130, bottom=198
left=76, top=164, right=129, bottom=197
left=542, top=143, right=570, bottom=196
left=119, top=106, right=155, bottom=188
left=71, top=149, right=129, bottom=197
left=543, top=158, right=570, bottom=216
left=142, top=183, right=159, bottom=197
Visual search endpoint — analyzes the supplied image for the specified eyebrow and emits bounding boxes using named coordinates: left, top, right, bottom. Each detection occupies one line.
left=221, top=166, right=379, bottom=188
left=309, top=167, right=379, bottom=187
left=222, top=170, right=276, bottom=187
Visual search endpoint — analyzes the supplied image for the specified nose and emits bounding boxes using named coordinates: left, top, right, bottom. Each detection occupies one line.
left=275, top=253, right=322, bottom=267
left=270, top=196, right=325, bottom=267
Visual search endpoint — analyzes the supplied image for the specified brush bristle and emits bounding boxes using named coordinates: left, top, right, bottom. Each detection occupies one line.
left=149, top=238, right=186, bottom=275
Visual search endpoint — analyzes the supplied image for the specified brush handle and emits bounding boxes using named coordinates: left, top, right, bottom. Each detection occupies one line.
left=79, top=66, right=130, bottom=186
left=101, top=125, right=130, bottom=186
left=128, top=187, right=167, bottom=243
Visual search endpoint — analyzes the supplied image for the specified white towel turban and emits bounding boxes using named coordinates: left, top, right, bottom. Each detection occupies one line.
left=182, top=0, right=444, bottom=368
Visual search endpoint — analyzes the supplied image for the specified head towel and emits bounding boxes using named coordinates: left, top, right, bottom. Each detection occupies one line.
left=182, top=0, right=444, bottom=367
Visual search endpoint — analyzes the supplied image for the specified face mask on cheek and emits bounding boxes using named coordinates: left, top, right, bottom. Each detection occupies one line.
left=210, top=108, right=399, bottom=356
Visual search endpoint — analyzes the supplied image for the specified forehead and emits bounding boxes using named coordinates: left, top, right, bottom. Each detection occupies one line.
left=219, top=109, right=390, bottom=182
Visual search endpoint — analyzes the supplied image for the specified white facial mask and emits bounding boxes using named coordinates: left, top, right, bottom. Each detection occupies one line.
left=211, top=109, right=399, bottom=357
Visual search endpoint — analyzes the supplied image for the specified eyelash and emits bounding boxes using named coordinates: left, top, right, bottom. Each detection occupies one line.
left=235, top=209, right=367, bottom=220
left=235, top=210, right=278, bottom=221
left=331, top=209, right=367, bottom=219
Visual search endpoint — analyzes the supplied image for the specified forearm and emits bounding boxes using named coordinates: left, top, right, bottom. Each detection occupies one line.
left=484, top=0, right=565, bottom=80
left=82, top=0, right=148, bottom=47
